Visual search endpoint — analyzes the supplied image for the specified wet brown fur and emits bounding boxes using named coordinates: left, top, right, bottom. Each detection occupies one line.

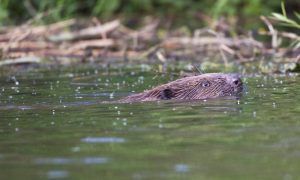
left=118, top=73, right=243, bottom=103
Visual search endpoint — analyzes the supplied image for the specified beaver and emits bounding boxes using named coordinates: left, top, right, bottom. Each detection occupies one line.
left=118, top=73, right=243, bottom=103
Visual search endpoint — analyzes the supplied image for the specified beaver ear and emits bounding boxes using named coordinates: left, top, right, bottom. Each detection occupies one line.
left=160, top=88, right=174, bottom=100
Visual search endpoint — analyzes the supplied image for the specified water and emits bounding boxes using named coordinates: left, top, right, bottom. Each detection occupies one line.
left=0, top=65, right=299, bottom=179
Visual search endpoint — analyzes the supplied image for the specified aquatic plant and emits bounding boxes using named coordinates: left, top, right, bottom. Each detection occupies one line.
left=270, top=1, right=300, bottom=48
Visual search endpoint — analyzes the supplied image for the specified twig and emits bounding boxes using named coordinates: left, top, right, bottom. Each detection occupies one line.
left=259, top=31, right=299, bottom=40
left=68, top=39, right=115, bottom=51
left=48, top=20, right=120, bottom=42
left=260, top=16, right=278, bottom=49
left=0, top=56, right=41, bottom=66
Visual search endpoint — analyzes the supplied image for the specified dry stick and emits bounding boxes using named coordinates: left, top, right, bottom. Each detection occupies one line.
left=13, top=31, right=32, bottom=42
left=36, top=49, right=86, bottom=58
left=260, top=16, right=278, bottom=49
left=0, top=41, right=54, bottom=50
left=0, top=19, right=76, bottom=59
left=194, top=28, right=236, bottom=63
left=163, top=37, right=259, bottom=49
left=259, top=31, right=299, bottom=40
left=2, top=48, right=92, bottom=60
left=67, top=39, right=114, bottom=51
left=48, top=20, right=120, bottom=42
left=140, top=44, right=161, bottom=58
left=0, top=19, right=76, bottom=42
left=193, top=28, right=218, bottom=38
left=219, top=45, right=231, bottom=65
left=92, top=17, right=108, bottom=39
left=0, top=56, right=41, bottom=66
left=156, top=50, right=167, bottom=63
left=1, top=41, right=54, bottom=59
left=30, top=19, right=76, bottom=36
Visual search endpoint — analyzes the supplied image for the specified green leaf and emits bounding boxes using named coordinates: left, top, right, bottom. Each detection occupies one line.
left=271, top=13, right=300, bottom=29
left=272, top=13, right=289, bottom=22
left=291, top=40, right=300, bottom=50
left=277, top=22, right=298, bottom=27
left=294, top=12, right=300, bottom=21
left=281, top=1, right=286, bottom=17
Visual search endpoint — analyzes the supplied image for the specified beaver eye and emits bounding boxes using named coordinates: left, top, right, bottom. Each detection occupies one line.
left=201, top=81, right=210, bottom=87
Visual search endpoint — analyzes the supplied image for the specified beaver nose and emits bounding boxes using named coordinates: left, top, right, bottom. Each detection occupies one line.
left=228, top=74, right=242, bottom=87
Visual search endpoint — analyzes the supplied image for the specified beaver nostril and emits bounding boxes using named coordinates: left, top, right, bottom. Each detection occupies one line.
left=233, top=79, right=240, bottom=85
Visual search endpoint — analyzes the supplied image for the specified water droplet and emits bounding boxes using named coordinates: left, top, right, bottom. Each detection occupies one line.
left=109, top=93, right=114, bottom=99
left=174, top=164, right=190, bottom=173
left=71, top=146, right=80, bottom=152
left=47, top=170, right=69, bottom=179
left=253, top=111, right=257, bottom=118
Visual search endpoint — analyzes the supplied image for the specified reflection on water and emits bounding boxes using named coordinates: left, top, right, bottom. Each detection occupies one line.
left=0, top=65, right=299, bottom=179
left=81, top=137, right=126, bottom=143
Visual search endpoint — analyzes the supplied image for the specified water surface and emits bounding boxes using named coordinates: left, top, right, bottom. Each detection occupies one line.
left=0, top=65, right=299, bottom=179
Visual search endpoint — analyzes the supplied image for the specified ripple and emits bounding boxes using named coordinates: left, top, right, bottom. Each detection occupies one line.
left=82, top=157, right=109, bottom=164
left=35, top=157, right=109, bottom=165
left=81, top=137, right=126, bottom=143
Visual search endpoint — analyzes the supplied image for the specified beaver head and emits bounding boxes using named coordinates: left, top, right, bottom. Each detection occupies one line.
left=119, top=73, right=243, bottom=103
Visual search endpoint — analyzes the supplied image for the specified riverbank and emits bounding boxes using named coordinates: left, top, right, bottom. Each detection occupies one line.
left=0, top=17, right=299, bottom=73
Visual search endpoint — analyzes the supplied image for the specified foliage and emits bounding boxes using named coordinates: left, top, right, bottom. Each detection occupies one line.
left=270, top=1, right=300, bottom=48
left=271, top=1, right=300, bottom=30
left=0, top=0, right=288, bottom=27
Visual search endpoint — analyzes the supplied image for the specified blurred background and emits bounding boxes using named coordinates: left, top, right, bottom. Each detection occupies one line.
left=1, top=0, right=299, bottom=29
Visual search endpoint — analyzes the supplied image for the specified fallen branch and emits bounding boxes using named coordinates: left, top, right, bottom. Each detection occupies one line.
left=0, top=17, right=297, bottom=66
left=48, top=20, right=120, bottom=42
left=68, top=39, right=115, bottom=51
left=260, top=16, right=279, bottom=49
left=0, top=56, right=41, bottom=66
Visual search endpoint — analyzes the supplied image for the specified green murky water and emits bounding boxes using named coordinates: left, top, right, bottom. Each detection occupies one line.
left=0, top=65, right=299, bottom=180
